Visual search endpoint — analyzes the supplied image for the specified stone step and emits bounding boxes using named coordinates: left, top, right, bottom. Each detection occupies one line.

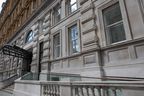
left=1, top=84, right=14, bottom=95
left=0, top=91, right=13, bottom=96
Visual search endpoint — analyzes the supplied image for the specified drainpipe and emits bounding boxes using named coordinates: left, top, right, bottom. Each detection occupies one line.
left=90, top=0, right=106, bottom=96
left=90, top=0, right=106, bottom=80
left=97, top=47, right=106, bottom=80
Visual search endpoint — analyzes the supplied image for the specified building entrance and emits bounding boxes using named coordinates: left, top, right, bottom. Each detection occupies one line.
left=22, top=48, right=33, bottom=75
left=0, top=45, right=32, bottom=76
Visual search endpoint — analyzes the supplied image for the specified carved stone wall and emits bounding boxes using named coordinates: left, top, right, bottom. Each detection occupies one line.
left=1, top=0, right=144, bottom=82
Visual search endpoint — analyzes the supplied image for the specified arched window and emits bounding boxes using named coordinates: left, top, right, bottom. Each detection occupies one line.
left=25, top=31, right=34, bottom=43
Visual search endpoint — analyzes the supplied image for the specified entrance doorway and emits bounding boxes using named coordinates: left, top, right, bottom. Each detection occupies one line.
left=0, top=45, right=33, bottom=77
left=22, top=48, right=32, bottom=75
left=38, top=42, right=44, bottom=79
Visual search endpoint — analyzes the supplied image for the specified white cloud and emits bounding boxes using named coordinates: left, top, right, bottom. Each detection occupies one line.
left=0, top=0, right=6, bottom=12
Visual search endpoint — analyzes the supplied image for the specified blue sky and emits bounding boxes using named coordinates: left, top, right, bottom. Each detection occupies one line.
left=0, top=0, right=6, bottom=12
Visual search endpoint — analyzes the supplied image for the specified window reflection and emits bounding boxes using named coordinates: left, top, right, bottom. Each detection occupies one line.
left=53, top=4, right=61, bottom=24
left=69, top=24, right=79, bottom=54
left=68, top=0, right=78, bottom=14
left=103, top=3, right=126, bottom=44
left=53, top=33, right=60, bottom=58
left=70, top=0, right=77, bottom=5
left=25, top=31, right=34, bottom=43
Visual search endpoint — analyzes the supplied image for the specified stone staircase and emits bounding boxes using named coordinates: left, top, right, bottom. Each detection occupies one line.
left=0, top=84, right=14, bottom=96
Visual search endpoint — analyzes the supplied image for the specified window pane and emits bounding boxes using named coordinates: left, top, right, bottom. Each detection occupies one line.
left=54, top=34, right=60, bottom=45
left=53, top=33, right=60, bottom=58
left=69, top=25, right=79, bottom=54
left=107, top=23, right=126, bottom=43
left=72, top=40, right=77, bottom=53
left=71, top=4, right=77, bottom=12
left=103, top=3, right=122, bottom=25
left=57, top=8, right=61, bottom=15
left=70, top=25, right=78, bottom=40
left=54, top=5, right=61, bottom=24
left=75, top=40, right=79, bottom=52
left=69, top=25, right=78, bottom=41
left=26, top=31, right=34, bottom=43
left=55, top=46, right=60, bottom=58
left=70, top=0, right=76, bottom=5
left=103, top=3, right=126, bottom=44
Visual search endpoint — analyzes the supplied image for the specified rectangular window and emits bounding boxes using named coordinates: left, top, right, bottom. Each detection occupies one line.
left=53, top=33, right=60, bottom=58
left=53, top=4, right=61, bottom=24
left=103, top=3, right=126, bottom=44
left=67, top=0, right=78, bottom=14
left=68, top=24, right=80, bottom=54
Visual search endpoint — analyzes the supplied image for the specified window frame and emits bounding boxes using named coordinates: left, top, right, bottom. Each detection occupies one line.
left=52, top=30, right=62, bottom=59
left=103, top=2, right=126, bottom=44
left=98, top=0, right=132, bottom=46
left=53, top=4, right=61, bottom=25
left=66, top=0, right=78, bottom=15
left=53, top=33, right=61, bottom=59
left=25, top=30, right=34, bottom=44
left=67, top=21, right=81, bottom=55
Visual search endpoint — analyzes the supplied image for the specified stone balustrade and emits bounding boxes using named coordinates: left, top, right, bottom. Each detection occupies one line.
left=14, top=80, right=144, bottom=96
left=40, top=81, right=144, bottom=96
left=42, top=83, right=60, bottom=96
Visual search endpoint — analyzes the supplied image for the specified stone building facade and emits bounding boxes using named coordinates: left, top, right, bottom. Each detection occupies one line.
left=0, top=0, right=144, bottom=87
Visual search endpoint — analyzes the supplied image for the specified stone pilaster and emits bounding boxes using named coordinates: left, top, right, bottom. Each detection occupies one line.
left=80, top=0, right=104, bottom=79
left=80, top=0, right=99, bottom=52
left=41, top=12, right=51, bottom=74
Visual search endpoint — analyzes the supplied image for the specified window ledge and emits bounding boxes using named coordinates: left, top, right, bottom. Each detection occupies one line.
left=101, top=37, right=144, bottom=50
left=51, top=52, right=81, bottom=62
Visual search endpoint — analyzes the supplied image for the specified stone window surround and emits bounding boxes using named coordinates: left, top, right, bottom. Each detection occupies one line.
left=53, top=32, right=61, bottom=59
left=51, top=0, right=80, bottom=27
left=52, top=3, right=61, bottom=25
left=103, top=2, right=126, bottom=44
left=25, top=30, right=34, bottom=44
left=66, top=0, right=78, bottom=15
left=23, top=29, right=35, bottom=50
left=66, top=20, right=81, bottom=56
left=51, top=30, right=62, bottom=59
left=97, top=0, right=132, bottom=47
